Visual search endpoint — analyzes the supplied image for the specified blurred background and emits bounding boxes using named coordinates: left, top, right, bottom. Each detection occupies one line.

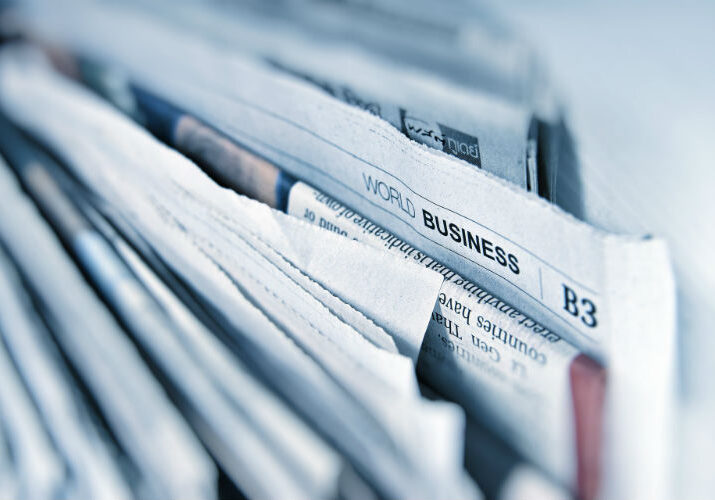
left=495, top=3, right=715, bottom=496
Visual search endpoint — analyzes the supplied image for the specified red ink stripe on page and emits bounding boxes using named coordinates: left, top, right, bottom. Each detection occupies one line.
left=570, top=353, right=606, bottom=500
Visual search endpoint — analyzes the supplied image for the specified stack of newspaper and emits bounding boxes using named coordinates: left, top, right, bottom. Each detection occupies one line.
left=0, top=1, right=681, bottom=499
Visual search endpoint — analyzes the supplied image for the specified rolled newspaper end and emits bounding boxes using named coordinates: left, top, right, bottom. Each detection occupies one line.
left=112, top=82, right=606, bottom=497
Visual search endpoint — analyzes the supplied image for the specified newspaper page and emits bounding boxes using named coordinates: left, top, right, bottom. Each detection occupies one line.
left=100, top=213, right=345, bottom=499
left=122, top=0, right=538, bottom=191
left=0, top=153, right=218, bottom=500
left=286, top=180, right=607, bottom=489
left=16, top=3, right=677, bottom=498
left=0, top=49, right=479, bottom=500
left=67, top=72, right=602, bottom=493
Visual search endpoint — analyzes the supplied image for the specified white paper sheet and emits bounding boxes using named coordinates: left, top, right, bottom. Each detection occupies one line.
left=0, top=154, right=216, bottom=500
left=0, top=49, right=477, bottom=500
left=101, top=213, right=344, bottom=499
left=0, top=253, right=118, bottom=500
left=11, top=5, right=676, bottom=497
left=124, top=0, right=536, bottom=189
left=0, top=287, right=66, bottom=500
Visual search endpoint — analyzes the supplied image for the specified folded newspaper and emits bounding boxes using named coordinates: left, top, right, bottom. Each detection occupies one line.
left=0, top=1, right=689, bottom=499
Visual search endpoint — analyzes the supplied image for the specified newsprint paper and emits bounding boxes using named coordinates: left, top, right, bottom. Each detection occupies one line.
left=15, top=3, right=677, bottom=499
